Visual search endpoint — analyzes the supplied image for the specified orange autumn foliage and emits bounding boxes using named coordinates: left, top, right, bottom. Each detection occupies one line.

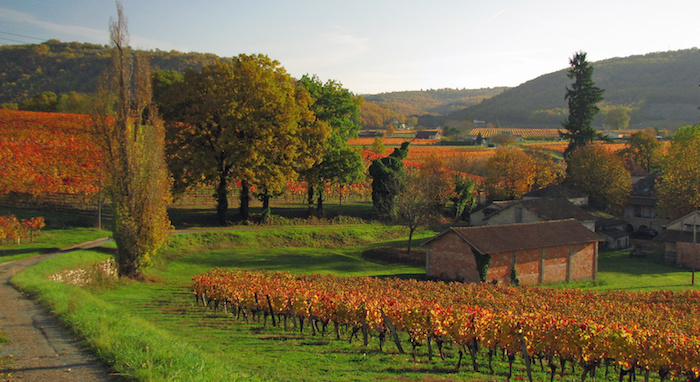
left=0, top=110, right=102, bottom=196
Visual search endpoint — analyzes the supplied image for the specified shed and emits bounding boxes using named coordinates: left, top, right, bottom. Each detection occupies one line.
left=653, top=210, right=700, bottom=267
left=415, top=130, right=442, bottom=139
left=423, top=219, right=602, bottom=285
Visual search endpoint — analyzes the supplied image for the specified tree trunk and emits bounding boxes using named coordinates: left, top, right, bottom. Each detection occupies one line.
left=216, top=169, right=228, bottom=226
left=407, top=226, right=415, bottom=255
left=261, top=189, right=271, bottom=223
left=239, top=180, right=250, bottom=222
left=307, top=183, right=315, bottom=217
left=317, top=188, right=324, bottom=217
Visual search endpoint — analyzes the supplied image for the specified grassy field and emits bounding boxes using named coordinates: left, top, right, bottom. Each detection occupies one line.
left=10, top=226, right=700, bottom=381
left=0, top=227, right=110, bottom=264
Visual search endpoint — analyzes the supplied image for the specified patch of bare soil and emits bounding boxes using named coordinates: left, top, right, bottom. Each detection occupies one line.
left=363, top=246, right=426, bottom=267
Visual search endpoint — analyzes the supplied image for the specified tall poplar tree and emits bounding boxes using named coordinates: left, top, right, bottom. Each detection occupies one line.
left=94, top=1, right=172, bottom=278
left=560, top=51, right=605, bottom=159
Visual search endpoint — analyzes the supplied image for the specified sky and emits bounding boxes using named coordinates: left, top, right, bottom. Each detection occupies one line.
left=1, top=0, right=699, bottom=94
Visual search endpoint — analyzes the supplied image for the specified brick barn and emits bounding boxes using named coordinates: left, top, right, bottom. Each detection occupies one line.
left=423, top=219, right=603, bottom=285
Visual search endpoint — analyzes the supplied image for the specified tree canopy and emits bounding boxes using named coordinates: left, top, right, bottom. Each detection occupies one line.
left=484, top=147, right=536, bottom=201
left=657, top=124, right=700, bottom=218
left=566, top=145, right=630, bottom=214
left=298, top=74, right=363, bottom=216
left=619, top=130, right=662, bottom=173
left=161, top=55, right=327, bottom=224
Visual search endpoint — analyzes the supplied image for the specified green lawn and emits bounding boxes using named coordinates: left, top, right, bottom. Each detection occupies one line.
left=0, top=227, right=110, bottom=264
left=563, top=249, right=700, bottom=292
left=11, top=227, right=697, bottom=381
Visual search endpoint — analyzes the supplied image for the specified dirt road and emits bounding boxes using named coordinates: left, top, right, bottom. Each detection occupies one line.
left=0, top=240, right=117, bottom=381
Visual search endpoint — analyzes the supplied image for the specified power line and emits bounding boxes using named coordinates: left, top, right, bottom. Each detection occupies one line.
left=0, top=30, right=46, bottom=41
left=0, top=36, right=31, bottom=44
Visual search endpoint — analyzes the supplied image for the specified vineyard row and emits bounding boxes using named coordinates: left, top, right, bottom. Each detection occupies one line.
left=192, top=268, right=700, bottom=382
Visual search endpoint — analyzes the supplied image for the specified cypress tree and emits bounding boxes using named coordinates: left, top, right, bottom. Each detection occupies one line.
left=561, top=51, right=605, bottom=159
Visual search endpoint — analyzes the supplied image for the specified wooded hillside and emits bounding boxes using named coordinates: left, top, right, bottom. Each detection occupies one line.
left=0, top=40, right=226, bottom=103
left=455, top=49, right=700, bottom=130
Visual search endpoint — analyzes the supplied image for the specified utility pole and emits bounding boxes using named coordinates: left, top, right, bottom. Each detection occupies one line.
left=693, top=214, right=697, bottom=285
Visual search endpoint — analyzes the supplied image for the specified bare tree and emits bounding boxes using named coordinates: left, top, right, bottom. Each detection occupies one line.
left=394, top=165, right=454, bottom=254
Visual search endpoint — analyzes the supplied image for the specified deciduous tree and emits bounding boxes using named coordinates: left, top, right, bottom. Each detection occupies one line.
left=526, top=149, right=565, bottom=191
left=484, top=147, right=536, bottom=200
left=657, top=124, right=700, bottom=218
left=604, top=107, right=630, bottom=130
left=394, top=163, right=453, bottom=254
left=163, top=56, right=325, bottom=224
left=561, top=52, right=605, bottom=158
left=491, top=132, right=516, bottom=147
left=298, top=75, right=363, bottom=217
left=231, top=56, right=329, bottom=222
left=94, top=2, right=171, bottom=278
left=619, top=130, right=662, bottom=172
left=566, top=145, right=631, bottom=213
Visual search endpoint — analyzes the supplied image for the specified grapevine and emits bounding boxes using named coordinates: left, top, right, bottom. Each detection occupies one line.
left=192, top=268, right=700, bottom=381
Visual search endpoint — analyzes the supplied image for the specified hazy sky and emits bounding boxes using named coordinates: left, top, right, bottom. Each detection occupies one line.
left=1, top=0, right=699, bottom=94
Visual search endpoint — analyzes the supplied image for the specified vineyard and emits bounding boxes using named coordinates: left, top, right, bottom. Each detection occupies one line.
left=0, top=215, right=45, bottom=244
left=193, top=268, right=700, bottom=382
left=469, top=128, right=562, bottom=139
left=0, top=110, right=101, bottom=196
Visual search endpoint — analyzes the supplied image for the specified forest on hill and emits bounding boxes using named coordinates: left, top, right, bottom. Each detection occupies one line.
left=0, top=40, right=227, bottom=104
left=455, top=49, right=700, bottom=131
left=2, top=41, right=700, bottom=131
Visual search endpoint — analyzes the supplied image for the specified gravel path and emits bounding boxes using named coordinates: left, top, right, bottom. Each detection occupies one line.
left=0, top=239, right=118, bottom=381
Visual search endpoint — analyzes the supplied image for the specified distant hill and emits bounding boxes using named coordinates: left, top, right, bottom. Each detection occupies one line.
left=0, top=40, right=227, bottom=104
left=364, top=88, right=508, bottom=116
left=454, top=49, right=700, bottom=130
left=359, top=87, right=507, bottom=129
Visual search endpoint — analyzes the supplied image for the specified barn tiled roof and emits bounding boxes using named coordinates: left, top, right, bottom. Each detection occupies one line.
left=425, top=219, right=602, bottom=254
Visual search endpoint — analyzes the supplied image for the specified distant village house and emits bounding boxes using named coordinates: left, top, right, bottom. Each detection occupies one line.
left=414, top=130, right=442, bottom=140
left=654, top=211, right=700, bottom=268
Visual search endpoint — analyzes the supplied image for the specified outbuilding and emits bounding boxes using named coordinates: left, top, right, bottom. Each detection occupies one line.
left=423, top=219, right=603, bottom=285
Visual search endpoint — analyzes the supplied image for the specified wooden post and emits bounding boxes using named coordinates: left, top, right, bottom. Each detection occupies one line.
left=381, top=309, right=405, bottom=354
left=566, top=245, right=573, bottom=282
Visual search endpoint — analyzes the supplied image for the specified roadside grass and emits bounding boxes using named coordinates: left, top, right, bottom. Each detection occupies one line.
left=11, top=226, right=697, bottom=381
left=10, top=248, right=247, bottom=382
left=0, top=227, right=110, bottom=264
